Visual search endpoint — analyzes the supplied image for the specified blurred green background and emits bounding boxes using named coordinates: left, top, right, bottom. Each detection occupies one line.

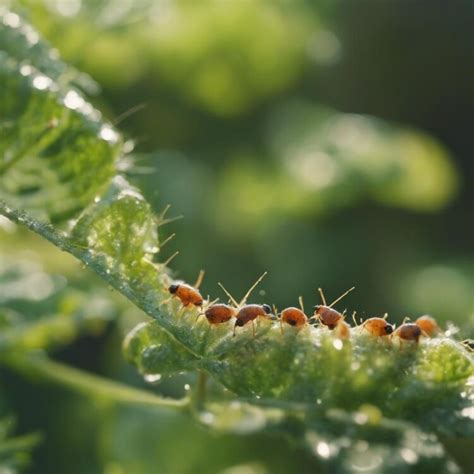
left=1, top=0, right=473, bottom=472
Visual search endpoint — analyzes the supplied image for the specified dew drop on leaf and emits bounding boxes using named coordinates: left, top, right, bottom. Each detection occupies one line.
left=143, top=373, right=162, bottom=384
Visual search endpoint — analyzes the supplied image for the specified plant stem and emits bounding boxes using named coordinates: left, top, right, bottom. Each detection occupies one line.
left=1, top=353, right=189, bottom=411
left=192, top=370, right=208, bottom=411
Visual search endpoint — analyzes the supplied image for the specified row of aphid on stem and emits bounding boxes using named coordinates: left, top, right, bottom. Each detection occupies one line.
left=165, top=271, right=440, bottom=344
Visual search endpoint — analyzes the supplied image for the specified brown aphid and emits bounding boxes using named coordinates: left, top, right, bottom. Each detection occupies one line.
left=235, top=304, right=272, bottom=336
left=415, top=315, right=439, bottom=337
left=218, top=272, right=271, bottom=337
left=362, top=316, right=394, bottom=337
left=204, top=304, right=236, bottom=325
left=393, top=323, right=422, bottom=343
left=314, top=287, right=355, bottom=329
left=168, top=270, right=205, bottom=308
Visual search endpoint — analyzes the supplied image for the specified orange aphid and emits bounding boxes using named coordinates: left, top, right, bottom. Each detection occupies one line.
left=334, top=320, right=351, bottom=339
left=279, top=296, right=309, bottom=333
left=168, top=283, right=203, bottom=307
left=168, top=270, right=205, bottom=308
left=361, top=316, right=394, bottom=337
left=393, top=323, right=422, bottom=343
left=415, top=315, right=439, bottom=337
left=204, top=303, right=236, bottom=325
left=281, top=307, right=307, bottom=328
left=314, top=287, right=355, bottom=329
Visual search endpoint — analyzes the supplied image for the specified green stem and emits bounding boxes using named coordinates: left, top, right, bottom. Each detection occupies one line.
left=1, top=353, right=189, bottom=411
left=192, top=370, right=208, bottom=411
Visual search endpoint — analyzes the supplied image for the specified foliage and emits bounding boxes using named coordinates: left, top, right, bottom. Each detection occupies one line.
left=0, top=8, right=473, bottom=474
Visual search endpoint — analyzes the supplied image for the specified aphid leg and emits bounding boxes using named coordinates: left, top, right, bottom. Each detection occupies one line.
left=239, top=272, right=268, bottom=306
left=318, top=288, right=327, bottom=306
left=233, top=323, right=238, bottom=337
left=177, top=305, right=186, bottom=317
left=218, top=282, right=239, bottom=307
left=251, top=320, right=256, bottom=337
left=194, top=270, right=205, bottom=289
left=280, top=318, right=284, bottom=336
left=298, top=296, right=305, bottom=313
left=328, top=287, right=355, bottom=308
left=161, top=296, right=172, bottom=305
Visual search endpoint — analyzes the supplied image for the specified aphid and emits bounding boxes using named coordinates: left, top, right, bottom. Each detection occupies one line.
left=168, top=270, right=205, bottom=308
left=203, top=303, right=236, bottom=325
left=314, top=287, right=355, bottom=329
left=279, top=297, right=309, bottom=334
left=218, top=272, right=272, bottom=336
left=361, top=315, right=394, bottom=337
left=393, top=323, right=422, bottom=343
left=415, top=315, right=439, bottom=337
left=334, top=319, right=351, bottom=339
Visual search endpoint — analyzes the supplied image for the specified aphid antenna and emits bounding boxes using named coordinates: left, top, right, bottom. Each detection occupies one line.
left=194, top=270, right=205, bottom=289
left=402, top=316, right=411, bottom=324
left=383, top=313, right=389, bottom=320
left=351, top=311, right=358, bottom=326
left=204, top=297, right=219, bottom=309
left=318, top=288, right=327, bottom=306
left=298, top=296, right=305, bottom=313
left=328, top=287, right=355, bottom=309
left=162, top=251, right=179, bottom=267
left=239, top=272, right=268, bottom=307
left=159, top=232, right=176, bottom=249
left=217, top=282, right=239, bottom=308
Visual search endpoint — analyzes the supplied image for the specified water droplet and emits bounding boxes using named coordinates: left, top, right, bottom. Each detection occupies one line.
left=400, top=448, right=419, bottom=465
left=184, top=384, right=190, bottom=391
left=316, top=398, right=322, bottom=405
left=461, top=406, right=474, bottom=419
left=316, top=441, right=331, bottom=459
left=333, top=339, right=343, bottom=350
left=32, top=75, right=53, bottom=91
left=20, top=65, right=33, bottom=76
left=144, top=373, right=162, bottom=384
left=63, top=90, right=85, bottom=110
left=199, top=411, right=215, bottom=425
left=2, top=12, right=20, bottom=28
left=99, top=124, right=119, bottom=143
